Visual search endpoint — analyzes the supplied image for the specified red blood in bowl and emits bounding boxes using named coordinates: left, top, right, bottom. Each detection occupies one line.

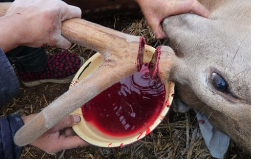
left=81, top=63, right=165, bottom=137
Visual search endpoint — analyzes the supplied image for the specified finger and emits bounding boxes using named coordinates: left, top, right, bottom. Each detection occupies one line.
left=64, top=128, right=76, bottom=136
left=146, top=17, right=167, bottom=39
left=153, top=23, right=167, bottom=39
left=52, top=33, right=72, bottom=49
left=51, top=115, right=81, bottom=132
left=60, top=1, right=82, bottom=21
left=60, top=136, right=89, bottom=150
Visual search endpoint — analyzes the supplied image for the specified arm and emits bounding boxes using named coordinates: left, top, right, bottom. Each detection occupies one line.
left=134, top=0, right=210, bottom=39
left=0, top=113, right=24, bottom=159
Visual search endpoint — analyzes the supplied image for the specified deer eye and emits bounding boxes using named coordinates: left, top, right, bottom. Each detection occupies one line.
left=211, top=72, right=228, bottom=93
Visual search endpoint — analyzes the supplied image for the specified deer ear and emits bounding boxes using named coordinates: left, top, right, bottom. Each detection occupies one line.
left=196, top=112, right=230, bottom=159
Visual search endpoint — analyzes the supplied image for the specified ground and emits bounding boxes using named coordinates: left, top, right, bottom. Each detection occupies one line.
left=0, top=11, right=250, bottom=159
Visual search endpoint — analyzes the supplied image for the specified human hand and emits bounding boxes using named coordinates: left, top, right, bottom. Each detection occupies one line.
left=22, top=114, right=88, bottom=154
left=134, top=0, right=210, bottom=39
left=5, top=0, right=81, bottom=49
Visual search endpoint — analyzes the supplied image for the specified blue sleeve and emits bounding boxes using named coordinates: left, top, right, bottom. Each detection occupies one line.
left=0, top=47, right=20, bottom=107
left=0, top=112, right=24, bottom=159
left=0, top=48, right=22, bottom=159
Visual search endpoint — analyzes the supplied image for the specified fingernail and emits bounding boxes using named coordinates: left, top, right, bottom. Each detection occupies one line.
left=73, top=115, right=81, bottom=123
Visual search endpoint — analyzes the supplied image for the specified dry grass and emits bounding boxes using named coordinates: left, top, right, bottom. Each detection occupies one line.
left=0, top=12, right=250, bottom=159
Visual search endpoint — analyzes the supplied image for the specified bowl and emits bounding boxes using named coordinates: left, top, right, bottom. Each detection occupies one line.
left=70, top=45, right=174, bottom=147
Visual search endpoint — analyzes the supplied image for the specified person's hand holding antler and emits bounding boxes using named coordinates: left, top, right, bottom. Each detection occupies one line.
left=0, top=0, right=81, bottom=52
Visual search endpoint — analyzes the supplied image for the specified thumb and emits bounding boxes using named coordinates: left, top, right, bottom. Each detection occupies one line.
left=147, top=18, right=167, bottom=39
left=53, top=33, right=72, bottom=49
left=51, top=115, right=81, bottom=132
left=153, top=23, right=167, bottom=39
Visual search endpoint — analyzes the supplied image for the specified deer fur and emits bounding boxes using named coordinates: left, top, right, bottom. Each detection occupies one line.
left=163, top=0, right=251, bottom=151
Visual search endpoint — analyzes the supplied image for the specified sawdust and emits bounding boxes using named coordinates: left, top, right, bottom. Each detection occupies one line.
left=0, top=11, right=250, bottom=159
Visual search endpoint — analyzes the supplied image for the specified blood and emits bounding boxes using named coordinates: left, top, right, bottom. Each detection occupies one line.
left=198, top=120, right=205, bottom=125
left=81, top=63, right=166, bottom=137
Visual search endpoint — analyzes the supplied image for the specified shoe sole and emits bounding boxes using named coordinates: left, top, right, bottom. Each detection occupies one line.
left=22, top=56, right=85, bottom=87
